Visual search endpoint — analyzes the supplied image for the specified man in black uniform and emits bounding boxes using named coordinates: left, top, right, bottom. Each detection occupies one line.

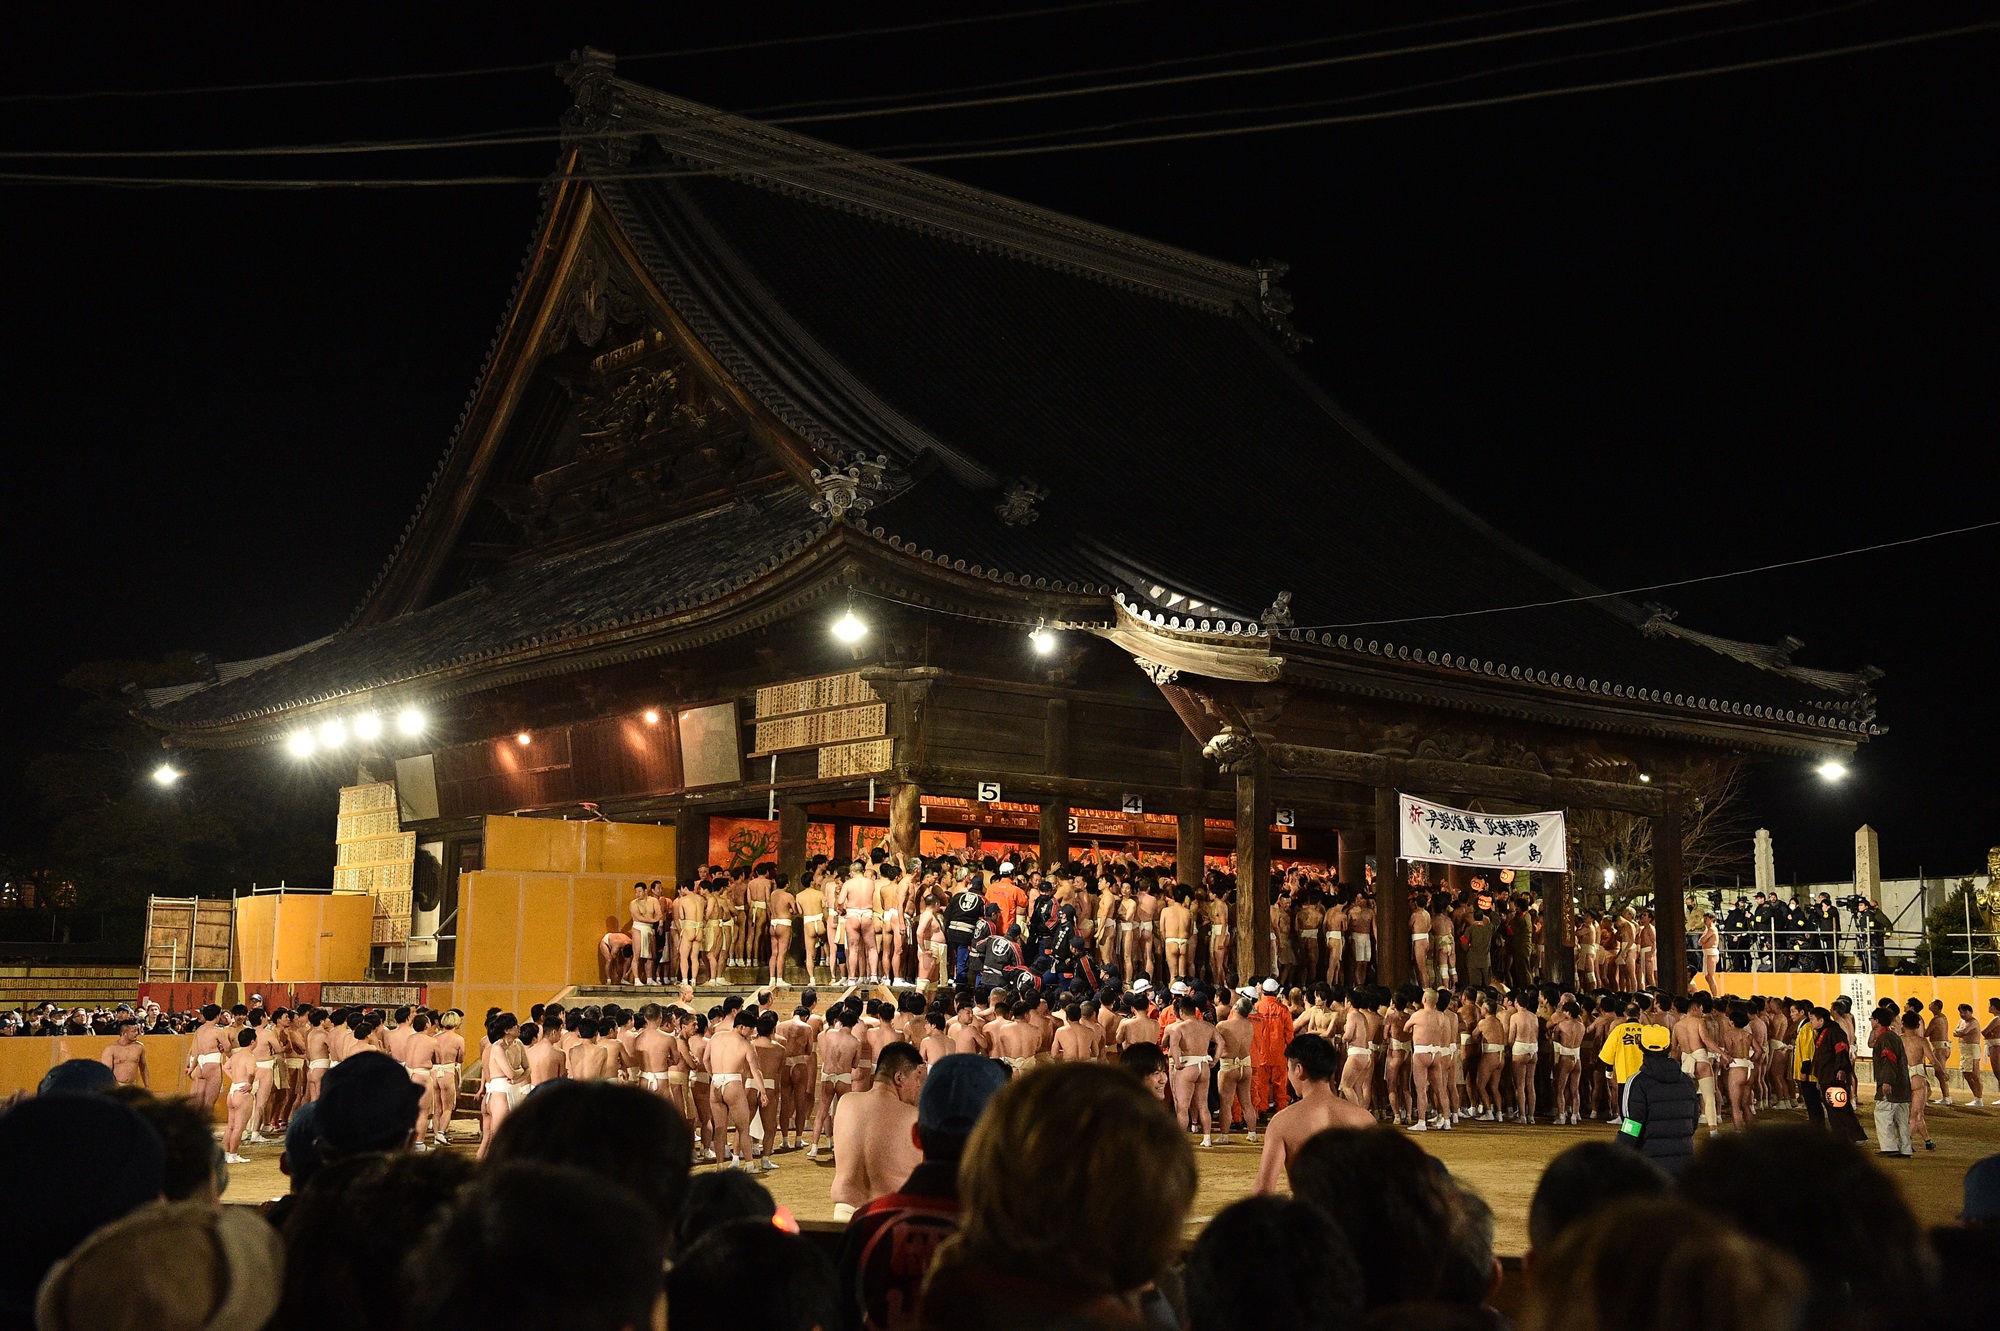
left=1723, top=897, right=1754, bottom=973
left=1750, top=892, right=1779, bottom=971
left=1810, top=893, right=1839, bottom=972
left=974, top=924, right=1023, bottom=992
left=943, top=876, right=987, bottom=987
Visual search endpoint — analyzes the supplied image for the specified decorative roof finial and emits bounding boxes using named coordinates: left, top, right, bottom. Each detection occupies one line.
left=810, top=453, right=890, bottom=520
left=994, top=478, right=1049, bottom=527
left=1260, top=591, right=1293, bottom=631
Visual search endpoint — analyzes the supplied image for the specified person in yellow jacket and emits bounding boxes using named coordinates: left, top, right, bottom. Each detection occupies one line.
left=1599, top=1002, right=1647, bottom=1107
left=1790, top=997, right=1822, bottom=1130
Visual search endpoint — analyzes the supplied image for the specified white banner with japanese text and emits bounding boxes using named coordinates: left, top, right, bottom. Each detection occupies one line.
left=1399, top=793, right=1568, bottom=872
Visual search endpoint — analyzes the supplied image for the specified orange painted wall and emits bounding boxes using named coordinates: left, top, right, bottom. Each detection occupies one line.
left=454, top=870, right=634, bottom=1021
left=483, top=815, right=674, bottom=878
left=0, top=1034, right=196, bottom=1099
left=234, top=893, right=373, bottom=984
left=1698, top=971, right=2000, bottom=1010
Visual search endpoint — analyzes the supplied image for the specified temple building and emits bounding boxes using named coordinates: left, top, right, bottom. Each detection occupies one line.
left=137, top=52, right=1879, bottom=994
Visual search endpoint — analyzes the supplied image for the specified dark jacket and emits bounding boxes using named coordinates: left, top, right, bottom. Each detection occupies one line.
left=1621, top=1049, right=1699, bottom=1174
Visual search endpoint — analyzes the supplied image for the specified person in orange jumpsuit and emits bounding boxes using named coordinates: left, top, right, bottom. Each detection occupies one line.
left=1249, top=977, right=1297, bottom=1114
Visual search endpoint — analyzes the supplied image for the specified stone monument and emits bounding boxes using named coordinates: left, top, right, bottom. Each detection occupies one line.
left=1854, top=825, right=1880, bottom=904
left=1754, top=828, right=1776, bottom=898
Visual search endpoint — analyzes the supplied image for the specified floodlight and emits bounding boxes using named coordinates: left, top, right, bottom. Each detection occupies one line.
left=396, top=707, right=426, bottom=736
left=286, top=729, right=316, bottom=757
left=1029, top=625, right=1056, bottom=655
left=151, top=764, right=180, bottom=786
left=1603, top=867, right=1617, bottom=888
left=643, top=709, right=661, bottom=725
left=831, top=610, right=867, bottom=644
left=1817, top=761, right=1847, bottom=782
left=353, top=711, right=383, bottom=741
left=516, top=732, right=532, bottom=746
left=318, top=718, right=348, bottom=749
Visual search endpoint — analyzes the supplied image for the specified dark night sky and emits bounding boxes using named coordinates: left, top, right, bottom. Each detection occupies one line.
left=1, top=2, right=1993, bottom=884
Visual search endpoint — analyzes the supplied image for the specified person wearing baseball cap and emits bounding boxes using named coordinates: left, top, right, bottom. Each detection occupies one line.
left=314, top=1051, right=425, bottom=1159
left=1617, top=1024, right=1698, bottom=1175
left=836, top=1054, right=1010, bottom=1330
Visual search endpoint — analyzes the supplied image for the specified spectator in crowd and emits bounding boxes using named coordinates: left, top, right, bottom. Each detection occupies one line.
left=1183, top=1195, right=1363, bottom=1331
left=675, top=1170, right=778, bottom=1252
left=1287, top=1127, right=1464, bottom=1313
left=920, top=1063, right=1195, bottom=1330
left=1525, top=1141, right=1668, bottom=1270
left=671, top=1220, right=840, bottom=1331
left=407, top=1162, right=668, bottom=1331
left=1616, top=1024, right=1698, bottom=1175
left=107, top=1087, right=229, bottom=1205
left=36, top=1200, right=281, bottom=1331
left=311, top=1052, right=423, bottom=1161
left=482, top=1078, right=693, bottom=1243
left=274, top=1150, right=474, bottom=1331
left=838, top=1053, right=1009, bottom=1331
left=1527, top=1198, right=1804, bottom=1331
left=1868, top=1009, right=1913, bottom=1158
left=36, top=1058, right=115, bottom=1097
left=0, top=1094, right=166, bottom=1331
left=1931, top=1152, right=2000, bottom=1322
left=1681, top=1125, right=1936, bottom=1329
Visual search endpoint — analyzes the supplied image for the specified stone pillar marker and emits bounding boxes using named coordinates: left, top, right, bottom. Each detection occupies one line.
left=1854, top=825, right=1881, bottom=904
left=1754, top=828, right=1776, bottom=897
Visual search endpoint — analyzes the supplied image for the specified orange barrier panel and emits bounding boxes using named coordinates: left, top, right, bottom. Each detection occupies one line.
left=483, top=815, right=673, bottom=877
left=234, top=892, right=373, bottom=984
left=454, top=871, right=633, bottom=1021
left=1696, top=972, right=2000, bottom=1011
left=0, top=1033, right=196, bottom=1099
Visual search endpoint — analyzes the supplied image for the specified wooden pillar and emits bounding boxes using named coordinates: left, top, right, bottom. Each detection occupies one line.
left=674, top=806, right=709, bottom=886
left=1375, top=787, right=1410, bottom=986
left=1039, top=800, right=1070, bottom=869
left=832, top=821, right=853, bottom=867
left=1176, top=810, right=1206, bottom=887
left=889, top=782, right=923, bottom=864
left=1653, top=803, right=1688, bottom=996
left=1541, top=871, right=1573, bottom=987
left=1235, top=758, right=1273, bottom=977
left=1338, top=828, right=1365, bottom=888
left=778, top=800, right=810, bottom=886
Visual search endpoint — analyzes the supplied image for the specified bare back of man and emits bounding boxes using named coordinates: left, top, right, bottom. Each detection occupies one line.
left=1256, top=1038, right=1374, bottom=1193
left=829, top=1050, right=923, bottom=1221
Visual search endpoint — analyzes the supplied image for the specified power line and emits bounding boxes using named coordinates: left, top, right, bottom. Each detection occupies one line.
left=0, top=0, right=1146, bottom=106
left=741, top=0, right=1588, bottom=118
left=0, top=19, right=1986, bottom=187
left=1292, top=518, right=2000, bottom=632
left=765, top=0, right=1755, bottom=125
left=866, top=0, right=1872, bottom=158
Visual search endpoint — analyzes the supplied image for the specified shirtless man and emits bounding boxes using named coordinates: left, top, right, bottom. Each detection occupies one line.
left=874, top=865, right=906, bottom=986
left=248, top=1012, right=284, bottom=1143
left=220, top=1030, right=258, bottom=1165
left=1574, top=912, right=1600, bottom=990
left=723, top=869, right=750, bottom=969
left=748, top=1011, right=787, bottom=1167
left=1348, top=894, right=1376, bottom=986
left=633, top=1007, right=674, bottom=1102
left=1051, top=1004, right=1092, bottom=1063
left=921, top=1010, right=955, bottom=1065
left=186, top=1004, right=229, bottom=1118
left=1719, top=1008, right=1756, bottom=1129
left=1636, top=910, right=1658, bottom=990
left=301, top=1009, right=334, bottom=1104
left=425, top=1011, right=464, bottom=1146
left=1697, top=914, right=1721, bottom=995
left=1955, top=1004, right=1987, bottom=1105
left=1117, top=995, right=1161, bottom=1054
left=1984, top=997, right=2000, bottom=1088
left=1410, top=896, right=1433, bottom=989
left=1549, top=1000, right=1586, bottom=1126
left=989, top=1000, right=1042, bottom=1077
left=1214, top=998, right=1258, bottom=1142
left=767, top=874, right=797, bottom=989
left=1407, top=989, right=1455, bottom=1131
left=1165, top=997, right=1219, bottom=1146
left=397, top=1012, right=439, bottom=1147
left=1613, top=909, right=1639, bottom=992
left=1338, top=992, right=1381, bottom=1112
left=100, top=1017, right=148, bottom=1087
left=706, top=1011, right=762, bottom=1167
left=798, top=871, right=830, bottom=984
left=1506, top=993, right=1541, bottom=1124
left=1255, top=1034, right=1375, bottom=1193
left=1383, top=992, right=1413, bottom=1126
left=676, top=879, right=708, bottom=983
left=830, top=1040, right=926, bottom=1222
left=1431, top=894, right=1458, bottom=987
left=1925, top=1001, right=1952, bottom=1105
left=1134, top=878, right=1163, bottom=986
left=915, top=892, right=946, bottom=989
left=562, top=1016, right=611, bottom=1082
left=1160, top=890, right=1194, bottom=988
left=1674, top=996, right=1721, bottom=1133
left=949, top=1000, right=989, bottom=1057
left=1323, top=894, right=1348, bottom=986
left=776, top=1005, right=818, bottom=1151
left=630, top=882, right=662, bottom=987
left=810, top=1006, right=862, bottom=1160
left=746, top=864, right=773, bottom=973
left=841, top=862, right=878, bottom=984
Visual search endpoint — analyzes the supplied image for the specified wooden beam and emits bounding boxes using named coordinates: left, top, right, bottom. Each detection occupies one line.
left=889, top=782, right=922, bottom=864
left=1177, top=811, right=1206, bottom=888
left=778, top=800, right=809, bottom=887
left=1541, top=872, right=1573, bottom=988
left=1338, top=827, right=1365, bottom=887
left=1266, top=742, right=1665, bottom=817
left=675, top=807, right=709, bottom=885
left=1653, top=804, right=1688, bottom=996
left=1375, top=787, right=1410, bottom=987
left=906, top=765, right=1235, bottom=814
left=1236, top=758, right=1273, bottom=977
left=1039, top=800, right=1071, bottom=867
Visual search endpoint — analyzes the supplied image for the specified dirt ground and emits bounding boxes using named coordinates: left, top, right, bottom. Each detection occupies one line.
left=221, top=1093, right=1996, bottom=1255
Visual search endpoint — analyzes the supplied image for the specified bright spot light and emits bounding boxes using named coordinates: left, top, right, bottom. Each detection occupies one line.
left=643, top=709, right=661, bottom=725
left=151, top=764, right=180, bottom=787
left=1029, top=626, right=1056, bottom=655
left=831, top=610, right=867, bottom=644
left=516, top=732, right=532, bottom=746
left=353, top=712, right=383, bottom=741
left=1637, top=772, right=1651, bottom=784
left=396, top=707, right=426, bottom=736
left=318, top=718, right=348, bottom=749
left=286, top=729, right=316, bottom=757
left=1817, top=761, right=1848, bottom=782
left=1602, top=867, right=1617, bottom=888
